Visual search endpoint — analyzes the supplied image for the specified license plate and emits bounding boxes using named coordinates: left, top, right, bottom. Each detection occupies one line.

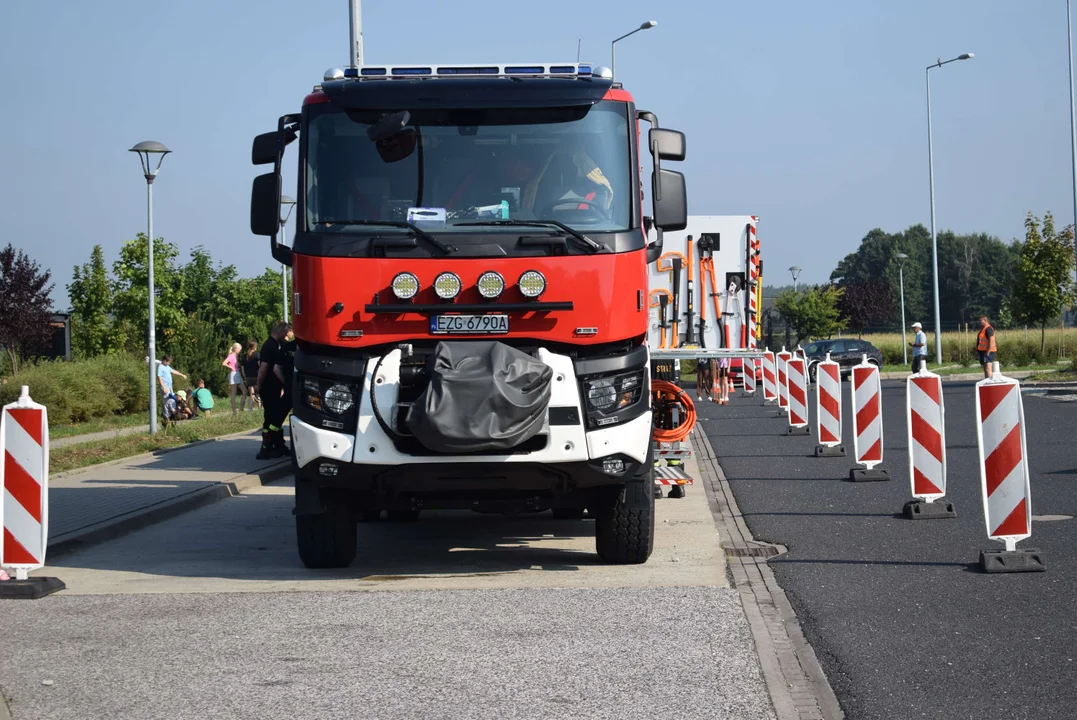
left=431, top=314, right=509, bottom=334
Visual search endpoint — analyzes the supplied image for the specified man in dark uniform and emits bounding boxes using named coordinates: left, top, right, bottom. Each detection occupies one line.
left=254, top=321, right=291, bottom=459
left=273, top=328, right=297, bottom=454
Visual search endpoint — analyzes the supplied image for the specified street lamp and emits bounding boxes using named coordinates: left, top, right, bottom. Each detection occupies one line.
left=129, top=141, right=171, bottom=435
left=789, top=266, right=802, bottom=292
left=280, top=195, right=296, bottom=319
left=611, top=20, right=657, bottom=80
left=926, top=52, right=974, bottom=363
left=1068, top=1, right=1077, bottom=278
left=895, top=252, right=909, bottom=364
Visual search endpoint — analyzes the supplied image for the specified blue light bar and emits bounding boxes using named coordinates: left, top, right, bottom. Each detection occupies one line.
left=343, top=63, right=597, bottom=80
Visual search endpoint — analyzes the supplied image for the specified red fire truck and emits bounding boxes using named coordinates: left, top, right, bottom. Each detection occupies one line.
left=250, top=62, right=687, bottom=569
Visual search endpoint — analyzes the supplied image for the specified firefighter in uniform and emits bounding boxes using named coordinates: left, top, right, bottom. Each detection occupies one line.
left=976, top=315, right=997, bottom=380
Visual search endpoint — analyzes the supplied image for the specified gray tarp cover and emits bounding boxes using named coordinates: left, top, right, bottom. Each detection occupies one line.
left=406, top=341, right=553, bottom=452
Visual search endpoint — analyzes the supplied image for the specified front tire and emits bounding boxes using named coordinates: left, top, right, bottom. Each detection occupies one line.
left=594, top=460, right=655, bottom=564
left=296, top=491, right=357, bottom=569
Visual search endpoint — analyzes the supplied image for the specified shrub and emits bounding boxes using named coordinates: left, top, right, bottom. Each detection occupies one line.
left=0, top=354, right=147, bottom=425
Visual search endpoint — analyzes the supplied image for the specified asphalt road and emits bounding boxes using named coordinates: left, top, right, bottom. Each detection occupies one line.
left=0, top=464, right=775, bottom=720
left=698, top=378, right=1077, bottom=720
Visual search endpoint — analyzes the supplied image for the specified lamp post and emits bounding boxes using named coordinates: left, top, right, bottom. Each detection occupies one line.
left=129, top=141, right=171, bottom=435
left=280, top=195, right=296, bottom=319
left=789, top=266, right=802, bottom=293
left=895, top=252, right=909, bottom=365
left=611, top=20, right=657, bottom=80
left=1068, top=0, right=1077, bottom=278
left=926, top=52, right=974, bottom=363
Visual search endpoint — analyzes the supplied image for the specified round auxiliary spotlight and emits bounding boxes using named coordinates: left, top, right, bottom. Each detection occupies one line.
left=476, top=271, right=505, bottom=299
left=518, top=270, right=546, bottom=298
left=433, top=272, right=462, bottom=299
left=391, top=272, right=420, bottom=300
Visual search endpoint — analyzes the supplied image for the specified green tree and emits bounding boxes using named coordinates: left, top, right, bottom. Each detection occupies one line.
left=111, top=233, right=187, bottom=352
left=773, top=285, right=845, bottom=343
left=832, top=224, right=1017, bottom=329
left=0, top=244, right=55, bottom=374
left=169, top=312, right=226, bottom=396
left=1013, top=212, right=1077, bottom=354
left=68, top=245, right=117, bottom=358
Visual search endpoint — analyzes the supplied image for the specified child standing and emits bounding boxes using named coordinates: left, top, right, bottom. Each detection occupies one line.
left=222, top=343, right=245, bottom=415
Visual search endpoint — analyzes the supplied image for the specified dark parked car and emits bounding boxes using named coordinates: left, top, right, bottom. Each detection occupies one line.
left=801, top=338, right=883, bottom=382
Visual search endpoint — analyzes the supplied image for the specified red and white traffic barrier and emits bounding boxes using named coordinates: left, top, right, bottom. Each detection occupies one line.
left=813, top=354, right=845, bottom=456
left=776, top=348, right=792, bottom=413
left=903, top=369, right=956, bottom=518
left=849, top=356, right=889, bottom=481
left=743, top=357, right=758, bottom=395
left=785, top=357, right=810, bottom=434
left=975, top=365, right=1043, bottom=571
left=762, top=350, right=778, bottom=403
left=1, top=387, right=58, bottom=593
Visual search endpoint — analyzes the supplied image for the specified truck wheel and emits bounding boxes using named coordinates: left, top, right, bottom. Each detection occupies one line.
left=386, top=508, right=421, bottom=522
left=296, top=495, right=357, bottom=569
left=594, top=463, right=655, bottom=564
left=552, top=508, right=586, bottom=520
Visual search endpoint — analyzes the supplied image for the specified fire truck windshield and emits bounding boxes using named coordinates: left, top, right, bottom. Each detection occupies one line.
left=303, top=101, right=632, bottom=240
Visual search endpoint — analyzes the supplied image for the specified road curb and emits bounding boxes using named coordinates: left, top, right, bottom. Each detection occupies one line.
left=46, top=460, right=291, bottom=559
left=695, top=427, right=844, bottom=720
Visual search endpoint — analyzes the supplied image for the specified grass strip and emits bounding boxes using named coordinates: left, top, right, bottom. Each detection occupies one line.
left=49, top=413, right=148, bottom=439
left=51, top=411, right=264, bottom=473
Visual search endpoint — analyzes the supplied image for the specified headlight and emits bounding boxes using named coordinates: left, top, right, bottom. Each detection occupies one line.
left=584, top=371, right=645, bottom=413
left=476, top=271, right=505, bottom=299
left=302, top=377, right=323, bottom=412
left=518, top=270, right=546, bottom=298
left=433, top=272, right=461, bottom=299
left=587, top=378, right=617, bottom=411
left=391, top=272, right=420, bottom=300
left=323, top=384, right=355, bottom=415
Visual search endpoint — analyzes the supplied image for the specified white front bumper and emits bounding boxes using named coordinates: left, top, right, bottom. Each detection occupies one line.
left=292, top=348, right=650, bottom=470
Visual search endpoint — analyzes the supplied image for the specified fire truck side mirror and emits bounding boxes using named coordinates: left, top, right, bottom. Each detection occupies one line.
left=252, top=132, right=281, bottom=166
left=649, top=129, right=686, bottom=162
left=652, top=169, right=687, bottom=232
left=251, top=172, right=282, bottom=237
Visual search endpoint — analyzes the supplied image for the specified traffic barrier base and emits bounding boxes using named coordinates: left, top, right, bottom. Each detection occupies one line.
left=786, top=426, right=811, bottom=436
left=980, top=548, right=1046, bottom=573
left=849, top=468, right=891, bottom=482
left=902, top=499, right=957, bottom=520
left=814, top=444, right=846, bottom=457
left=0, top=575, right=66, bottom=600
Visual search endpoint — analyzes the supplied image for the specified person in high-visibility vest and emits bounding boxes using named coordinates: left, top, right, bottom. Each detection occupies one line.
left=976, top=315, right=997, bottom=379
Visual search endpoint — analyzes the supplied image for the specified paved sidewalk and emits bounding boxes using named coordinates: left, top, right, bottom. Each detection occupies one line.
left=46, top=432, right=290, bottom=552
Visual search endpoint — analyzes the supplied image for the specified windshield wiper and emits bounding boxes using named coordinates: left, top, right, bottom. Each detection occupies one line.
left=455, top=219, right=606, bottom=253
left=319, top=220, right=456, bottom=254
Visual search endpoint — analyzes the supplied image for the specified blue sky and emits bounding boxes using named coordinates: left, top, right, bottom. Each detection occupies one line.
left=2, top=0, right=1075, bottom=307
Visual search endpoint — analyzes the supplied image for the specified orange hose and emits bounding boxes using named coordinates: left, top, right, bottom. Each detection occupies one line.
left=651, top=380, right=697, bottom=443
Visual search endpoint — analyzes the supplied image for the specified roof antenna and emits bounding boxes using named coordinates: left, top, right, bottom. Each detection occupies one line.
left=577, top=39, right=581, bottom=63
